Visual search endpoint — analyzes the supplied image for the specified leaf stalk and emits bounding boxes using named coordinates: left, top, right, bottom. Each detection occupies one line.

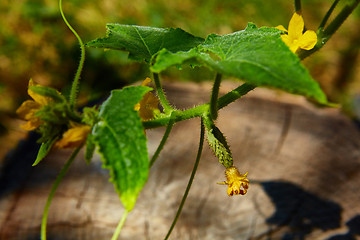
left=152, top=73, right=173, bottom=113
left=209, top=73, right=222, bottom=120
left=111, top=210, right=129, bottom=240
left=143, top=83, right=255, bottom=129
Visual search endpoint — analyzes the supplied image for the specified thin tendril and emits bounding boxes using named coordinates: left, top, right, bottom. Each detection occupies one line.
left=41, top=147, right=81, bottom=240
left=59, top=0, right=85, bottom=109
left=149, top=113, right=176, bottom=167
left=164, top=118, right=205, bottom=240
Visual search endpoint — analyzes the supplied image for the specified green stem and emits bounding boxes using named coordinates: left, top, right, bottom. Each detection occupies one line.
left=299, top=0, right=360, bottom=60
left=111, top=210, right=129, bottom=240
left=209, top=73, right=222, bottom=120
left=323, top=0, right=360, bottom=40
left=41, top=147, right=81, bottom=240
left=294, top=0, right=302, bottom=12
left=149, top=113, right=176, bottom=167
left=153, top=73, right=173, bottom=113
left=164, top=118, right=205, bottom=240
left=143, top=83, right=255, bottom=129
left=59, top=0, right=85, bottom=109
left=318, top=0, right=340, bottom=29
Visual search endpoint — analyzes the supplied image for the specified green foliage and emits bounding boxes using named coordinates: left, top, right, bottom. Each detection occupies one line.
left=17, top=1, right=360, bottom=238
left=151, top=23, right=328, bottom=104
left=86, top=24, right=204, bottom=63
left=93, top=86, right=151, bottom=211
left=33, top=137, right=58, bottom=166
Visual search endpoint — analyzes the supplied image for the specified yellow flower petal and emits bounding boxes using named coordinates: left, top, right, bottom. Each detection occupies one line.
left=141, top=77, right=152, bottom=86
left=219, top=166, right=249, bottom=197
left=20, top=117, right=44, bottom=131
left=27, top=79, right=53, bottom=106
left=135, top=77, right=160, bottom=121
left=138, top=92, right=159, bottom=121
left=16, top=100, right=44, bottom=130
left=275, top=25, right=287, bottom=32
left=298, top=30, right=317, bottom=50
left=16, top=100, right=42, bottom=119
left=55, top=125, right=91, bottom=148
left=276, top=12, right=316, bottom=53
left=288, top=12, right=304, bottom=40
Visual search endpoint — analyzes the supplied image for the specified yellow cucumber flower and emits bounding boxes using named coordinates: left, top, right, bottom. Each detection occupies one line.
left=16, top=79, right=54, bottom=131
left=134, top=77, right=159, bottom=121
left=276, top=12, right=317, bottom=53
left=218, top=166, right=249, bottom=196
left=55, top=124, right=91, bottom=149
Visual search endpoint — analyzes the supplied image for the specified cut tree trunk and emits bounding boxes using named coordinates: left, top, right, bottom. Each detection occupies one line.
left=1, top=81, right=360, bottom=240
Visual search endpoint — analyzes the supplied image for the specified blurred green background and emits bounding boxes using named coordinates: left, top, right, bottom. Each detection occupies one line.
left=0, top=0, right=359, bottom=158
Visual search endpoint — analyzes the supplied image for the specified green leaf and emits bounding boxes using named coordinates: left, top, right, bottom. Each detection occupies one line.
left=33, top=136, right=58, bottom=166
left=151, top=23, right=328, bottom=104
left=93, top=86, right=151, bottom=211
left=86, top=24, right=204, bottom=63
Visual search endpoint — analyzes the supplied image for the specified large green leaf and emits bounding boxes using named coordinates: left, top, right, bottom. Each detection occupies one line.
left=93, top=86, right=150, bottom=211
left=86, top=24, right=204, bottom=63
left=151, top=23, right=327, bottom=104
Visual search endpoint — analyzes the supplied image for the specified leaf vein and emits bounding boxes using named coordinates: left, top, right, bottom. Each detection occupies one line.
left=133, top=26, right=152, bottom=58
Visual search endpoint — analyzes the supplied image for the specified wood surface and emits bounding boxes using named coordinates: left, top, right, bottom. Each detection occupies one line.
left=1, top=81, right=360, bottom=240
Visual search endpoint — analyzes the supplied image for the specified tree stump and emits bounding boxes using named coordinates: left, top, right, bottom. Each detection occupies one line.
left=1, top=81, right=360, bottom=240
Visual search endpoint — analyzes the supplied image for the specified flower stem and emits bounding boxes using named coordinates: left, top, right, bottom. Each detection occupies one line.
left=152, top=73, right=173, bottom=113
left=149, top=113, right=176, bottom=167
left=143, top=83, right=255, bottom=129
left=164, top=119, right=205, bottom=240
left=322, top=0, right=360, bottom=41
left=209, top=73, right=222, bottom=120
left=59, top=0, right=85, bottom=110
left=318, top=0, right=340, bottom=29
left=294, top=0, right=302, bottom=12
left=41, top=147, right=81, bottom=240
left=299, top=0, right=360, bottom=60
left=111, top=209, right=129, bottom=240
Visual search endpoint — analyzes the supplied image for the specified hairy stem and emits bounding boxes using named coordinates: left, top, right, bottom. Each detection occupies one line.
left=164, top=119, right=205, bottom=240
left=59, top=0, right=85, bottom=109
left=153, top=73, right=173, bottom=113
left=111, top=210, right=129, bottom=240
left=41, top=147, right=81, bottom=240
left=143, top=83, right=255, bottom=129
left=210, top=73, right=222, bottom=120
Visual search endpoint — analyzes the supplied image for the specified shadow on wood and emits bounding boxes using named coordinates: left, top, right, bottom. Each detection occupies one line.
left=1, top=81, right=360, bottom=240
